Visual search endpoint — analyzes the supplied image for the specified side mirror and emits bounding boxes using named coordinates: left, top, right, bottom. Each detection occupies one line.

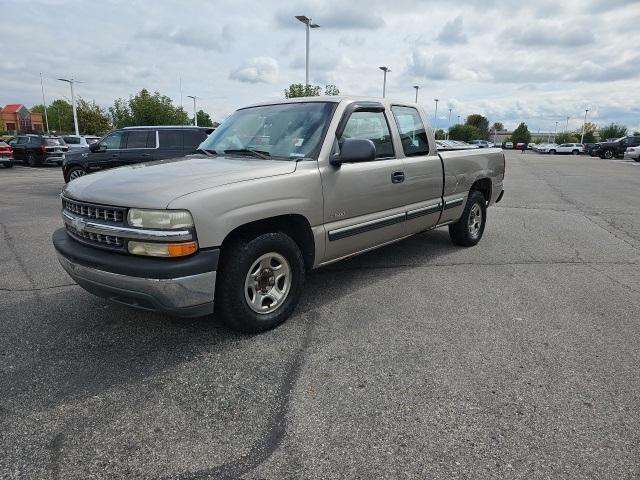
left=331, top=138, right=376, bottom=166
left=89, top=142, right=99, bottom=152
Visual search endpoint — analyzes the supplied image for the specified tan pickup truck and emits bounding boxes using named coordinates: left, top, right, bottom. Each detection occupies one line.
left=53, top=97, right=505, bottom=332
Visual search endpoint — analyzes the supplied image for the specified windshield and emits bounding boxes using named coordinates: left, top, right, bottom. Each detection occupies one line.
left=45, top=138, right=65, bottom=146
left=199, top=102, right=335, bottom=159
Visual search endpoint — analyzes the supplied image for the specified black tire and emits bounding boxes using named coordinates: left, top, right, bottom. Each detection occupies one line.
left=634, top=157, right=640, bottom=163
left=572, top=150, right=579, bottom=155
left=215, top=232, right=305, bottom=333
left=2, top=161, right=13, bottom=168
left=27, top=152, right=37, bottom=167
left=449, top=190, right=487, bottom=247
left=65, top=166, right=87, bottom=183
left=549, top=149, right=556, bottom=155
left=602, top=149, right=614, bottom=159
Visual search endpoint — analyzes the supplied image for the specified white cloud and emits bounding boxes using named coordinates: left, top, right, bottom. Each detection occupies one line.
left=436, top=16, right=467, bottom=45
left=230, top=57, right=279, bottom=84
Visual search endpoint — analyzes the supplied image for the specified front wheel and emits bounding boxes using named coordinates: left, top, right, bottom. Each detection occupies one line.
left=572, top=150, right=579, bottom=155
left=602, top=149, right=614, bottom=159
left=549, top=149, right=556, bottom=155
left=215, top=232, right=305, bottom=333
left=27, top=152, right=37, bottom=167
left=449, top=191, right=487, bottom=247
left=2, top=161, right=13, bottom=168
left=66, top=166, right=87, bottom=183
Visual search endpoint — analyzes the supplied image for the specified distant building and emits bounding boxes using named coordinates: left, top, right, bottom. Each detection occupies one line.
left=1, top=104, right=44, bottom=133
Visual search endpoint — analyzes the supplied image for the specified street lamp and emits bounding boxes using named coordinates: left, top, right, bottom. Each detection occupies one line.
left=413, top=85, right=420, bottom=103
left=580, top=109, right=589, bottom=144
left=295, top=15, right=320, bottom=87
left=457, top=114, right=461, bottom=124
left=187, top=95, right=197, bottom=126
left=554, top=121, right=559, bottom=143
left=565, top=116, right=570, bottom=133
left=446, top=107, right=452, bottom=140
left=57, top=77, right=81, bottom=135
left=40, top=73, right=50, bottom=133
left=379, top=67, right=391, bottom=98
left=433, top=99, right=439, bottom=126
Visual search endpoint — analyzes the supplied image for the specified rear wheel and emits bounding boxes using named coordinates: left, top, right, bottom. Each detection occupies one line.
left=549, top=149, right=556, bottom=155
left=27, top=152, right=37, bottom=167
left=2, top=161, right=13, bottom=168
left=602, top=149, right=614, bottom=159
left=572, top=150, right=579, bottom=155
left=449, top=190, right=487, bottom=247
left=66, top=166, right=87, bottom=183
left=215, top=232, right=305, bottom=333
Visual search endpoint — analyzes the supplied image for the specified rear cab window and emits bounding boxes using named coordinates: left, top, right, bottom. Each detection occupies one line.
left=391, top=106, right=430, bottom=156
left=45, top=138, right=65, bottom=146
left=184, top=130, right=208, bottom=149
left=63, top=136, right=81, bottom=144
left=125, top=130, right=152, bottom=149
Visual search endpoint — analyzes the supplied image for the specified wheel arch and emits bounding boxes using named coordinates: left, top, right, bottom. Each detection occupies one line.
left=470, top=177, right=492, bottom=204
left=220, top=214, right=315, bottom=270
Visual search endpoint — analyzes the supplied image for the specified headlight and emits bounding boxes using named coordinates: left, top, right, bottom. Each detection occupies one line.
left=127, top=209, right=194, bottom=229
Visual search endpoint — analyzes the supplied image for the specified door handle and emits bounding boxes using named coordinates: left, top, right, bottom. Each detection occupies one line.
left=141, top=153, right=151, bottom=157
left=111, top=154, right=119, bottom=158
left=391, top=171, right=405, bottom=183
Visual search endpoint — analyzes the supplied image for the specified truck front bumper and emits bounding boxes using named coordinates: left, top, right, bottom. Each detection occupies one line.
left=52, top=228, right=218, bottom=317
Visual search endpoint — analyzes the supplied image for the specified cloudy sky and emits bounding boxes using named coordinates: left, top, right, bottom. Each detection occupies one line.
left=3, top=0, right=639, bottom=132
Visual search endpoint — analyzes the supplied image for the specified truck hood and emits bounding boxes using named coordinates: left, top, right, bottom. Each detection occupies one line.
left=63, top=155, right=298, bottom=208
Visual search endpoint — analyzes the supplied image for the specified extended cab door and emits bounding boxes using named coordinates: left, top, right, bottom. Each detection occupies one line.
left=320, top=103, right=408, bottom=262
left=390, top=105, right=443, bottom=232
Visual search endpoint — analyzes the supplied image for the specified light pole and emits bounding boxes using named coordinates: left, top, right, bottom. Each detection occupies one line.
left=413, top=85, right=420, bottom=103
left=580, top=109, right=589, bottom=144
left=57, top=77, right=80, bottom=135
left=554, top=121, right=558, bottom=143
left=433, top=99, right=439, bottom=127
left=40, top=73, right=50, bottom=133
left=446, top=107, right=452, bottom=140
left=457, top=115, right=461, bottom=125
left=565, top=116, right=570, bottom=133
left=187, top=95, right=197, bottom=126
left=379, top=67, right=391, bottom=98
left=295, top=15, right=320, bottom=87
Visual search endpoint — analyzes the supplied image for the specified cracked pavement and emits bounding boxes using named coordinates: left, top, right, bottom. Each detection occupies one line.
left=1, top=152, right=639, bottom=479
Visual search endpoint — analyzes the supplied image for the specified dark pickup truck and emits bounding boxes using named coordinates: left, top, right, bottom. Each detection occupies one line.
left=592, top=135, right=640, bottom=159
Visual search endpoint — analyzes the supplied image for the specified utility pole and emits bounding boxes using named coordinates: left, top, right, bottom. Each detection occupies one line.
left=187, top=95, right=197, bottom=126
left=40, top=73, right=50, bottom=133
left=413, top=85, right=419, bottom=103
left=379, top=67, right=391, bottom=98
left=295, top=15, right=320, bottom=87
left=554, top=121, right=558, bottom=143
left=446, top=107, right=452, bottom=140
left=565, top=116, right=570, bottom=133
left=433, top=99, right=439, bottom=127
left=580, top=109, right=589, bottom=144
left=57, top=77, right=81, bottom=135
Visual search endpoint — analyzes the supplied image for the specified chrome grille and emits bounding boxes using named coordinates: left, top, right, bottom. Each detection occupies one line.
left=66, top=223, right=125, bottom=249
left=62, top=197, right=125, bottom=223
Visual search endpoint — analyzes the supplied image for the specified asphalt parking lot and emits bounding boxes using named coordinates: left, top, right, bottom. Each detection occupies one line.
left=1, top=151, right=639, bottom=479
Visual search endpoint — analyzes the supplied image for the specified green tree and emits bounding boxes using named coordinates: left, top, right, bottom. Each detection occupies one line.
left=598, top=122, right=627, bottom=141
left=324, top=84, right=340, bottom=96
left=110, top=89, right=190, bottom=128
left=76, top=98, right=111, bottom=135
left=284, top=84, right=321, bottom=98
left=511, top=122, right=532, bottom=145
left=465, top=114, right=489, bottom=140
left=555, top=132, right=579, bottom=144
left=575, top=121, right=597, bottom=143
left=32, top=99, right=74, bottom=133
left=434, top=128, right=446, bottom=140
left=448, top=124, right=481, bottom=142
left=196, top=109, right=214, bottom=127
left=491, top=122, right=504, bottom=132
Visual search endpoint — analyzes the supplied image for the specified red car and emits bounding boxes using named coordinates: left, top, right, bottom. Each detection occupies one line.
left=0, top=141, right=14, bottom=168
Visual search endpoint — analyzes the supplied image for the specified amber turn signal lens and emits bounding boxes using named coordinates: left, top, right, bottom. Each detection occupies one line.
left=167, top=242, right=198, bottom=257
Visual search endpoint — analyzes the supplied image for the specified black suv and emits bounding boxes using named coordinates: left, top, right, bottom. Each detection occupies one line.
left=592, top=135, right=640, bottom=159
left=12, top=135, right=69, bottom=166
left=62, top=126, right=214, bottom=182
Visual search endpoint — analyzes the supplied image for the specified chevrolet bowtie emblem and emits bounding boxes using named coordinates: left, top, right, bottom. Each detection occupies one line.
left=72, top=216, right=86, bottom=233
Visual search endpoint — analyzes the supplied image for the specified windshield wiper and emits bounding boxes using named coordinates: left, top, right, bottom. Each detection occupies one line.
left=196, top=148, right=218, bottom=156
left=224, top=148, right=271, bottom=159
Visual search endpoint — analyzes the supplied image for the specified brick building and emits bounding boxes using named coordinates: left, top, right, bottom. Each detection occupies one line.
left=1, top=104, right=44, bottom=133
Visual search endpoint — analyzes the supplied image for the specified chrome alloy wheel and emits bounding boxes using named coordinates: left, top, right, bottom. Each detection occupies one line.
left=244, top=252, right=292, bottom=314
left=468, top=203, right=483, bottom=239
